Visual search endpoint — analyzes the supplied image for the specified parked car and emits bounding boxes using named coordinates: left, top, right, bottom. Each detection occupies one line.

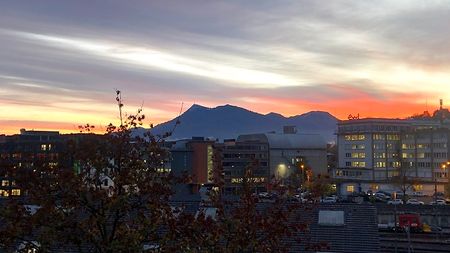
left=406, top=199, right=424, bottom=205
left=434, top=192, right=445, bottom=198
left=430, top=199, right=446, bottom=205
left=387, top=199, right=403, bottom=205
left=375, top=192, right=391, bottom=202
left=412, top=191, right=425, bottom=197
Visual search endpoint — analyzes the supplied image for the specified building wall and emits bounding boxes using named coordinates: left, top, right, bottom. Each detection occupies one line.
left=0, top=130, right=63, bottom=198
left=222, top=141, right=269, bottom=194
left=335, top=119, right=450, bottom=195
left=270, top=148, right=327, bottom=179
left=190, top=142, right=214, bottom=184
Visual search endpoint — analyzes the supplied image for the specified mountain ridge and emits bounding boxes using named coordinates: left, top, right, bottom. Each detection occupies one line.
left=141, top=104, right=338, bottom=143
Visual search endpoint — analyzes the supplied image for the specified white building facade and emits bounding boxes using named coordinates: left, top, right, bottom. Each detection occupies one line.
left=333, top=118, right=450, bottom=196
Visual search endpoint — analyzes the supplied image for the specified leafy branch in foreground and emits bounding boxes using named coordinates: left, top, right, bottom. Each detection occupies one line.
left=0, top=91, right=318, bottom=252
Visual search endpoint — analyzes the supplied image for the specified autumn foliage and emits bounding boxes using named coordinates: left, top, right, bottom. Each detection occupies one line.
left=0, top=92, right=315, bottom=253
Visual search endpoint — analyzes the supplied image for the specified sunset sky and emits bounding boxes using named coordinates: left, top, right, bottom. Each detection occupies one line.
left=1, top=0, right=450, bottom=134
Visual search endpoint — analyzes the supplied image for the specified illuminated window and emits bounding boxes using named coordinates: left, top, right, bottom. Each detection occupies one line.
left=231, top=178, right=243, bottom=184
left=0, top=189, right=9, bottom=197
left=375, top=162, right=386, bottom=168
left=414, top=184, right=423, bottom=191
left=391, top=162, right=401, bottom=168
left=207, top=145, right=214, bottom=183
left=350, top=152, right=365, bottom=158
left=48, top=162, right=58, bottom=168
left=41, top=144, right=47, bottom=151
left=387, top=134, right=400, bottom=141
left=402, top=153, right=414, bottom=159
left=374, top=152, right=386, bottom=159
left=346, top=185, right=354, bottom=192
left=370, top=184, right=379, bottom=190
left=1, top=180, right=9, bottom=187
left=351, top=161, right=365, bottom=167
left=345, top=135, right=365, bottom=141
left=352, top=144, right=365, bottom=150
left=11, top=189, right=20, bottom=196
left=373, top=134, right=385, bottom=140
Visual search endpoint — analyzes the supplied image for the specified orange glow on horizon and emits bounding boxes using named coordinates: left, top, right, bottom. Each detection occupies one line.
left=1, top=97, right=443, bottom=136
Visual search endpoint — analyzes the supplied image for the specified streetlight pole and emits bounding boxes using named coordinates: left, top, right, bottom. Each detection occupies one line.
left=434, top=161, right=449, bottom=202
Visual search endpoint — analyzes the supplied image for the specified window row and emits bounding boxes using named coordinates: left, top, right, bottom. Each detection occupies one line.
left=344, top=134, right=365, bottom=141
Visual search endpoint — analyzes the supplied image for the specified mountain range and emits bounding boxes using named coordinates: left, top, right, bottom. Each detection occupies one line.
left=142, top=104, right=338, bottom=143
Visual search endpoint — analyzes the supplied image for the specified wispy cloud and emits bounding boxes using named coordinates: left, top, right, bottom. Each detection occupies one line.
left=0, top=0, right=449, bottom=133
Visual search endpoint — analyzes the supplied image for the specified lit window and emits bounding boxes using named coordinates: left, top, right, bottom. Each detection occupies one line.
left=11, top=189, right=21, bottom=196
left=48, top=162, right=58, bottom=168
left=375, top=162, right=386, bottom=168
left=1, top=180, right=9, bottom=187
left=0, top=189, right=9, bottom=197
left=346, top=185, right=354, bottom=192
left=41, top=144, right=47, bottom=151
left=351, top=161, right=366, bottom=167
left=351, top=152, right=366, bottom=158
left=414, top=184, right=423, bottom=191
left=231, top=178, right=243, bottom=184
left=373, top=134, right=385, bottom=140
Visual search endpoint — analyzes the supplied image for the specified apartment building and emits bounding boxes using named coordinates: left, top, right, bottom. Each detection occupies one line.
left=333, top=118, right=450, bottom=195
left=0, top=129, right=63, bottom=197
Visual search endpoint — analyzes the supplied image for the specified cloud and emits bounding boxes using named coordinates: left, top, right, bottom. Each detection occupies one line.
left=0, top=0, right=449, bottom=133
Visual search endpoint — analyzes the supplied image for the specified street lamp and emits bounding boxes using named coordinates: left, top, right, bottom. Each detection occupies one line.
left=434, top=161, right=450, bottom=201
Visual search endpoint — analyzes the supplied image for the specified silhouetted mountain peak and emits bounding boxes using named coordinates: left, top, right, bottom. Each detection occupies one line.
left=186, top=104, right=208, bottom=112
left=265, top=112, right=285, bottom=118
left=299, top=110, right=334, bottom=117
left=148, top=103, right=338, bottom=143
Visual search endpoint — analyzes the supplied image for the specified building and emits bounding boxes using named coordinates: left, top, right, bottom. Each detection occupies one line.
left=221, top=138, right=270, bottom=194
left=294, top=203, right=380, bottom=252
left=0, top=129, right=64, bottom=197
left=169, top=137, right=216, bottom=194
left=222, top=128, right=328, bottom=194
left=333, top=118, right=450, bottom=196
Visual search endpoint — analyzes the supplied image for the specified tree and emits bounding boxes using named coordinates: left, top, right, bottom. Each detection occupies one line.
left=0, top=91, right=319, bottom=252
left=391, top=162, right=417, bottom=202
left=309, top=174, right=334, bottom=199
left=0, top=91, right=181, bottom=252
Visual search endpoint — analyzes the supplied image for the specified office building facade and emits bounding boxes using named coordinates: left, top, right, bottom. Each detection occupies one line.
left=333, top=118, right=450, bottom=195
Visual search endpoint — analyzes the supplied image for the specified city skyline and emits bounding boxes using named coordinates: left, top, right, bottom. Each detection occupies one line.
left=1, top=0, right=450, bottom=134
